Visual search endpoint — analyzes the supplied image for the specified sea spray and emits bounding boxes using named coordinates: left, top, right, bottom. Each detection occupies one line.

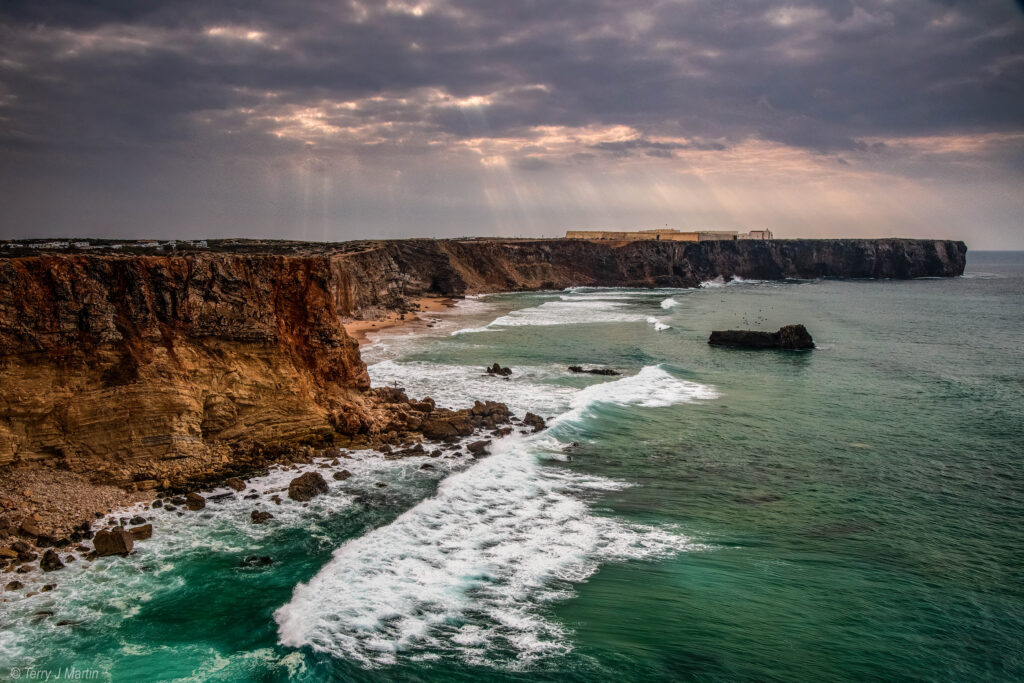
left=276, top=366, right=717, bottom=666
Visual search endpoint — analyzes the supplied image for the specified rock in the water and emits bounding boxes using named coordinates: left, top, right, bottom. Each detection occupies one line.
left=130, top=516, right=147, bottom=525
left=485, top=362, right=512, bottom=376
left=5, top=580, right=24, bottom=591
left=708, top=324, right=814, bottom=350
left=467, top=440, right=491, bottom=456
left=523, top=412, right=546, bottom=432
left=129, top=524, right=153, bottom=541
left=333, top=470, right=352, bottom=481
left=250, top=510, right=274, bottom=524
left=288, top=471, right=329, bottom=501
left=225, top=477, right=246, bottom=491
left=240, top=555, right=274, bottom=567
left=151, top=499, right=164, bottom=509
left=568, top=365, right=620, bottom=376
left=92, top=528, right=134, bottom=557
left=185, top=493, right=206, bottom=510
left=40, top=549, right=65, bottom=572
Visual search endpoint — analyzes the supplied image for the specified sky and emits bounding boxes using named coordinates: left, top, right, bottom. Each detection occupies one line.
left=0, top=1, right=1022, bottom=248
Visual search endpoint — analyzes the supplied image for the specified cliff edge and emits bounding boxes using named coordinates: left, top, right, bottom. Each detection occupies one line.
left=0, top=237, right=966, bottom=488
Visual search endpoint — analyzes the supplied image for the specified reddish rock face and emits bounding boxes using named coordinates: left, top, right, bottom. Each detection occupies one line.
left=0, top=238, right=964, bottom=489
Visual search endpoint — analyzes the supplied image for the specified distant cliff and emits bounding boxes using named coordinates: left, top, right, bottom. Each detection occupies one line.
left=0, top=237, right=966, bottom=484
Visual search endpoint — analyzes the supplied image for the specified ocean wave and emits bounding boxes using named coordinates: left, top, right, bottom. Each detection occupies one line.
left=646, top=316, right=671, bottom=331
left=699, top=275, right=767, bottom=288
left=276, top=366, right=716, bottom=667
left=660, top=297, right=679, bottom=309
left=367, top=359, right=576, bottom=415
left=275, top=435, right=701, bottom=668
left=487, top=299, right=644, bottom=328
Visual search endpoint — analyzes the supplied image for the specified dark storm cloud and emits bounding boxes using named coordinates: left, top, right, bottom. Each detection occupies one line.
left=0, top=0, right=1021, bottom=243
left=1, top=0, right=1020, bottom=155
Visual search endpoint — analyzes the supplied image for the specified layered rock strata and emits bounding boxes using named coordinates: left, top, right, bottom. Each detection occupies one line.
left=0, top=237, right=966, bottom=488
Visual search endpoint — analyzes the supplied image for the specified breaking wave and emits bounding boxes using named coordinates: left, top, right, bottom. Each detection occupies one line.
left=276, top=367, right=717, bottom=667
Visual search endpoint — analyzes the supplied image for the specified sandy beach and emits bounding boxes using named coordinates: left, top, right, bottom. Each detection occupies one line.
left=343, top=297, right=458, bottom=345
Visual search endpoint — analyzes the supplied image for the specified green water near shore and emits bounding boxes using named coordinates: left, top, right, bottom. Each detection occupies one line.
left=2, top=253, right=1022, bottom=681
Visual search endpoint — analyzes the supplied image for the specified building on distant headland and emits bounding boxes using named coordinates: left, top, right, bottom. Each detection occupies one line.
left=564, top=228, right=773, bottom=241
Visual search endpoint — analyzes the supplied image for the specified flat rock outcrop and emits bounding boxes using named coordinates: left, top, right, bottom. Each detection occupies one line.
left=709, top=325, right=815, bottom=350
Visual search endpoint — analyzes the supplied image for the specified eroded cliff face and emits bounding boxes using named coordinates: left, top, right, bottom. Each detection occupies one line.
left=0, top=237, right=966, bottom=487
left=0, top=253, right=379, bottom=484
left=331, top=237, right=967, bottom=317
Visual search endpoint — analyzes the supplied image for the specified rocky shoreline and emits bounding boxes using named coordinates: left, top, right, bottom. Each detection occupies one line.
left=1, top=387, right=546, bottom=597
left=0, top=236, right=966, bottom=595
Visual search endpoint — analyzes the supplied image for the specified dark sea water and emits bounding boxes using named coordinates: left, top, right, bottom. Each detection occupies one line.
left=2, top=252, right=1022, bottom=682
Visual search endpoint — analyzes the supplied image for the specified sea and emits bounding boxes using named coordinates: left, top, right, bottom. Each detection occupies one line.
left=1, top=251, right=1021, bottom=682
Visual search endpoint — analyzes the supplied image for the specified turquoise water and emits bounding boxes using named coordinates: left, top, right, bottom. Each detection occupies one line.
left=2, top=252, right=1022, bottom=681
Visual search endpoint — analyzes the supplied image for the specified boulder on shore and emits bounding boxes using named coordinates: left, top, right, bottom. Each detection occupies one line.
left=92, top=528, right=134, bottom=557
left=40, top=549, right=65, bottom=572
left=185, top=493, right=206, bottom=511
left=129, top=524, right=153, bottom=541
left=288, top=471, right=329, bottom=501
left=708, top=325, right=815, bottom=350
left=467, top=440, right=491, bottom=456
left=523, top=412, right=546, bottom=432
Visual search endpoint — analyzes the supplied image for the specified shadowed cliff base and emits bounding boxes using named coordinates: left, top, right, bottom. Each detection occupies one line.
left=0, top=237, right=966, bottom=537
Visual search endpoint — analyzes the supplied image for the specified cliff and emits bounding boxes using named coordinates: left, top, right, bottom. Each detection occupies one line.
left=0, top=237, right=966, bottom=487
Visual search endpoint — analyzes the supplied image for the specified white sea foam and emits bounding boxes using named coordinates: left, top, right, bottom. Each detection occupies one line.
left=0, top=450, right=469, bottom=667
left=646, top=316, right=671, bottom=331
left=699, top=275, right=767, bottom=288
left=487, top=299, right=644, bottom=328
left=660, top=297, right=679, bottom=309
left=276, top=366, right=717, bottom=667
left=367, top=359, right=575, bottom=415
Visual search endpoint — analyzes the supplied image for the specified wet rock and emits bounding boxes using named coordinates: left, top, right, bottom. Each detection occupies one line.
left=240, top=555, right=274, bottom=567
left=42, top=584, right=56, bottom=592
left=0, top=547, right=18, bottom=559
left=129, top=524, right=153, bottom=541
left=243, top=492, right=260, bottom=500
left=332, top=470, right=352, bottom=481
left=11, top=540, right=30, bottom=553
left=485, top=362, right=512, bottom=376
left=568, top=365, right=620, bottom=376
left=18, top=551, right=37, bottom=562
left=92, top=527, right=134, bottom=557
left=130, top=516, right=147, bottom=525
left=225, top=478, right=246, bottom=491
left=708, top=324, right=814, bottom=350
left=523, top=412, right=546, bottom=432
left=375, top=482, right=388, bottom=488
left=419, top=463, right=435, bottom=470
left=40, top=549, right=65, bottom=572
left=467, top=440, right=492, bottom=456
left=185, top=493, right=206, bottom=511
left=492, top=427, right=513, bottom=437
left=169, top=496, right=186, bottom=506
left=5, top=581, right=23, bottom=591
left=287, top=471, right=329, bottom=501
left=250, top=510, right=274, bottom=524
left=151, top=499, right=163, bottom=509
